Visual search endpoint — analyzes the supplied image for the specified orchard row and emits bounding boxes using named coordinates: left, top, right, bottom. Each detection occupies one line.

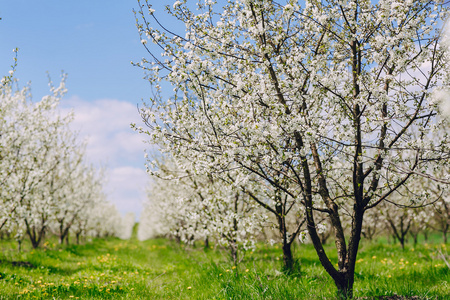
left=0, top=69, right=133, bottom=250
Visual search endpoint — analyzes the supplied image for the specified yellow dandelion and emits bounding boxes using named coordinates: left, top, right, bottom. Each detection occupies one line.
left=245, top=269, right=249, bottom=272
left=187, top=286, right=192, bottom=290
left=231, top=266, right=236, bottom=269
left=372, top=256, right=376, bottom=259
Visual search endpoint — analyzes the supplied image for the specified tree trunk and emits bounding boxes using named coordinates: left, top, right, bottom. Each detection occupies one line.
left=274, top=192, right=297, bottom=273
left=410, top=231, right=418, bottom=246
left=25, top=219, right=46, bottom=249
left=230, top=241, right=238, bottom=266
left=282, top=241, right=294, bottom=272
left=341, top=207, right=364, bottom=299
left=76, top=232, right=81, bottom=244
left=17, top=239, right=22, bottom=252
left=399, top=236, right=405, bottom=250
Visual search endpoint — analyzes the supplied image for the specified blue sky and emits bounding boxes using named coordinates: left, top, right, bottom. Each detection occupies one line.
left=0, top=0, right=149, bottom=101
left=0, top=0, right=162, bottom=217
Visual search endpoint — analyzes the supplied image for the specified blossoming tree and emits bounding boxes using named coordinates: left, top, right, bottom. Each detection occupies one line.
left=135, top=0, right=450, bottom=297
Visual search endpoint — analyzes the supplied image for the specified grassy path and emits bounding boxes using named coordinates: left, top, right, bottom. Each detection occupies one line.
left=0, top=237, right=449, bottom=299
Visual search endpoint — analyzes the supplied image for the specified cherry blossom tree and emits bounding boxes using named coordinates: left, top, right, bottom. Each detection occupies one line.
left=51, top=161, right=105, bottom=245
left=135, top=0, right=450, bottom=297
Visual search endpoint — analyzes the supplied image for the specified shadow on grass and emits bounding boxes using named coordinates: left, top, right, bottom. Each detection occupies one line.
left=0, top=259, right=36, bottom=269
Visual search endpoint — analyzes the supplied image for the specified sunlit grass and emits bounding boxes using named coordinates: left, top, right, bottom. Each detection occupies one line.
left=0, top=235, right=449, bottom=299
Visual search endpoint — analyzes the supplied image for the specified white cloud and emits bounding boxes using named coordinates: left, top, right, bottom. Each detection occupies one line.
left=105, top=166, right=149, bottom=219
left=61, top=96, right=151, bottom=218
left=62, top=96, right=147, bottom=166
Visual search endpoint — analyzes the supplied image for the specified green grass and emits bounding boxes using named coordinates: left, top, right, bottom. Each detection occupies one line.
left=0, top=236, right=449, bottom=299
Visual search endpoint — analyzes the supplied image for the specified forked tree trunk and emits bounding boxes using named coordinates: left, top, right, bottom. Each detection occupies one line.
left=305, top=194, right=366, bottom=299
left=25, top=219, right=46, bottom=249
left=59, top=224, right=71, bottom=245
left=388, top=217, right=411, bottom=250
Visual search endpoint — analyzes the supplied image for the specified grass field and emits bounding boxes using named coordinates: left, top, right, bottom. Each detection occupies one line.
left=0, top=235, right=449, bottom=299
